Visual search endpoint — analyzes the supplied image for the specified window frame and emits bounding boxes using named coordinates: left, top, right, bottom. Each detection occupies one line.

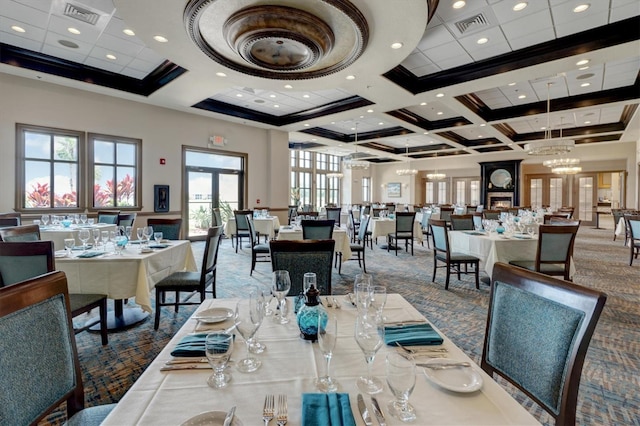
left=290, top=150, right=341, bottom=209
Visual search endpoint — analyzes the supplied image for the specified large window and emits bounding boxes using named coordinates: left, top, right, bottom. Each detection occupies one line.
left=290, top=150, right=341, bottom=209
left=452, top=177, right=481, bottom=206
left=362, top=177, right=371, bottom=203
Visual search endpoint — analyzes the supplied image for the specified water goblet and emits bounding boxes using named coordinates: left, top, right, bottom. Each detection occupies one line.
left=355, top=312, right=385, bottom=394
left=248, top=286, right=268, bottom=354
left=92, top=228, right=101, bottom=249
left=33, top=219, right=41, bottom=227
left=78, top=229, right=90, bottom=251
left=272, top=270, right=291, bottom=324
left=125, top=226, right=132, bottom=241
left=143, top=226, right=154, bottom=247
left=72, top=213, right=79, bottom=225
left=354, top=273, right=372, bottom=313
left=64, top=238, right=75, bottom=257
left=386, top=352, right=417, bottom=422
left=205, top=332, right=234, bottom=388
left=316, top=314, right=338, bottom=392
left=235, top=292, right=263, bottom=373
left=136, top=227, right=144, bottom=244
left=101, top=230, right=110, bottom=249
left=527, top=226, right=536, bottom=238
left=87, top=218, right=94, bottom=225
left=154, top=232, right=163, bottom=244
left=41, top=214, right=50, bottom=227
left=114, top=235, right=127, bottom=255
left=370, top=285, right=387, bottom=322
left=80, top=214, right=87, bottom=225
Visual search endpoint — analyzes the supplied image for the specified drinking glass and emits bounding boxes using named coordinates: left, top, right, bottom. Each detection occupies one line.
left=154, top=232, right=163, bottom=244
left=87, top=218, right=95, bottom=225
left=136, top=227, right=144, bottom=243
left=248, top=286, right=268, bottom=354
left=143, top=226, right=154, bottom=247
left=114, top=235, right=127, bottom=255
left=80, top=214, right=87, bottom=225
left=272, top=270, right=291, bottom=324
left=527, top=226, right=536, bottom=238
left=386, top=352, right=417, bottom=422
left=316, top=314, right=338, bottom=392
left=33, top=219, right=41, bottom=227
left=235, top=293, right=263, bottom=373
left=303, top=272, right=316, bottom=293
left=78, top=229, right=90, bottom=251
left=72, top=213, right=79, bottom=225
left=41, top=214, right=50, bottom=227
left=355, top=313, right=384, bottom=394
left=93, top=228, right=101, bottom=249
left=125, top=226, right=132, bottom=241
left=205, top=332, right=234, bottom=388
left=354, top=273, right=372, bottom=313
left=370, top=285, right=387, bottom=322
left=64, top=238, right=75, bottom=257
left=101, top=231, right=110, bottom=250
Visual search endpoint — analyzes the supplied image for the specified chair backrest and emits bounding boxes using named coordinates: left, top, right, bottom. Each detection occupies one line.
left=0, top=241, right=54, bottom=287
left=557, top=207, right=575, bottom=218
left=545, top=213, right=571, bottom=223
left=450, top=214, right=474, bottom=231
left=269, top=239, right=335, bottom=296
left=483, top=210, right=501, bottom=220
left=0, top=270, right=86, bottom=424
left=0, top=212, right=21, bottom=225
left=233, top=210, right=253, bottom=232
left=420, top=210, right=432, bottom=229
left=385, top=203, right=396, bottom=213
left=0, top=224, right=41, bottom=242
left=361, top=205, right=371, bottom=216
left=483, top=263, right=606, bottom=425
left=429, top=219, right=450, bottom=256
left=200, top=226, right=223, bottom=288
left=439, top=207, right=454, bottom=222
left=625, top=215, right=640, bottom=241
left=301, top=204, right=314, bottom=213
left=465, top=205, right=477, bottom=214
left=302, top=219, right=335, bottom=239
left=117, top=213, right=137, bottom=228
left=476, top=205, right=484, bottom=213
left=0, top=217, right=20, bottom=228
left=97, top=210, right=120, bottom=224
left=246, top=215, right=260, bottom=247
left=325, top=207, right=342, bottom=225
left=372, top=208, right=387, bottom=218
left=357, top=214, right=371, bottom=244
left=146, top=218, right=183, bottom=240
left=549, top=217, right=581, bottom=226
left=395, top=212, right=416, bottom=233
left=611, top=209, right=625, bottom=224
left=536, top=224, right=579, bottom=278
left=472, top=213, right=484, bottom=230
left=349, top=210, right=359, bottom=229
left=287, top=205, right=299, bottom=225
left=212, top=208, right=223, bottom=227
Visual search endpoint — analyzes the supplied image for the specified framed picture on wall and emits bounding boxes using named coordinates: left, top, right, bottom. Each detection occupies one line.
left=154, top=185, right=169, bottom=212
left=387, top=183, right=401, bottom=198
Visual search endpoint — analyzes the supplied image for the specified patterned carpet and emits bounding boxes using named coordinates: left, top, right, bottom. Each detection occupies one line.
left=43, top=220, right=640, bottom=425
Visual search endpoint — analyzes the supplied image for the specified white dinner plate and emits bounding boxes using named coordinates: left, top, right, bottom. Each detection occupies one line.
left=193, top=308, right=234, bottom=324
left=55, top=251, right=68, bottom=258
left=180, top=410, right=242, bottom=426
left=421, top=358, right=483, bottom=393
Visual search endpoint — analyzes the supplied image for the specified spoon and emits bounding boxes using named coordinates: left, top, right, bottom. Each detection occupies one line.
left=223, top=405, right=236, bottom=426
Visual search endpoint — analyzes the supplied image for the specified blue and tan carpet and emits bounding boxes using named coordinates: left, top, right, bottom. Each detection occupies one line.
left=43, top=222, right=639, bottom=425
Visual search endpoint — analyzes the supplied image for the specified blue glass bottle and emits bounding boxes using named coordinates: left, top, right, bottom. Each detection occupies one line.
left=296, top=284, right=327, bottom=341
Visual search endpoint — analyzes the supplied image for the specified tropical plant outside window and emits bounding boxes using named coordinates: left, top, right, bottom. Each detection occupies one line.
left=290, top=150, right=341, bottom=210
left=89, top=134, right=140, bottom=208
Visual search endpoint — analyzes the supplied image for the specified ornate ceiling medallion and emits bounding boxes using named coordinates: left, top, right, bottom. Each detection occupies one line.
left=184, top=0, right=369, bottom=80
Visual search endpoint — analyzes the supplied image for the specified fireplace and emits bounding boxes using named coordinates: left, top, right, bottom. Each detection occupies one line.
left=479, top=160, right=522, bottom=208
left=487, top=192, right=513, bottom=209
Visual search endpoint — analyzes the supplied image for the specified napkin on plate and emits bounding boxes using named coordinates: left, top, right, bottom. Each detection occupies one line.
left=170, top=333, right=232, bottom=357
left=149, top=244, right=169, bottom=249
left=76, top=251, right=103, bottom=258
left=302, top=393, right=355, bottom=426
left=384, top=323, right=443, bottom=346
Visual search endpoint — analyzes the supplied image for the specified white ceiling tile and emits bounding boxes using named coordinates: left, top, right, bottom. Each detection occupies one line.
left=434, top=0, right=489, bottom=22
left=417, top=24, right=457, bottom=50
left=95, top=32, right=144, bottom=56
left=83, top=56, right=123, bottom=73
left=89, top=44, right=133, bottom=66
left=457, top=25, right=507, bottom=51
left=401, top=51, right=430, bottom=70
left=0, top=16, right=47, bottom=43
left=491, top=0, right=549, bottom=24
left=41, top=43, right=87, bottom=63
left=507, top=28, right=555, bottom=51
left=410, top=63, right=442, bottom=77
left=0, top=29, right=42, bottom=51
left=44, top=30, right=93, bottom=55
left=102, top=16, right=145, bottom=45
left=500, top=9, right=553, bottom=42
left=11, top=0, right=52, bottom=13
left=1, top=0, right=50, bottom=29
left=119, top=67, right=147, bottom=79
left=467, top=40, right=512, bottom=61
left=436, top=54, right=475, bottom=70
left=126, top=57, right=160, bottom=74
left=610, top=1, right=640, bottom=22
left=422, top=40, right=471, bottom=62
left=47, top=15, right=101, bottom=44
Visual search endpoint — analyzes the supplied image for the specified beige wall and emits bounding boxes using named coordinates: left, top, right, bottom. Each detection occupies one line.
left=0, top=73, right=290, bottom=215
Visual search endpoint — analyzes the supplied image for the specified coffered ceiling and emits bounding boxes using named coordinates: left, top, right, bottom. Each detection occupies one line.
left=1, top=0, right=638, bottom=165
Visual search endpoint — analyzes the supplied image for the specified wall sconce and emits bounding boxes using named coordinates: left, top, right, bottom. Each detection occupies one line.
left=380, top=184, right=385, bottom=188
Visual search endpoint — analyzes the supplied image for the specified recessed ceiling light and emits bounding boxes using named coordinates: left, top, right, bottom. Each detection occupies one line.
left=477, top=37, right=489, bottom=45
left=518, top=94, right=526, bottom=99
left=436, top=93, right=444, bottom=97
left=11, top=25, right=25, bottom=33
left=367, top=109, right=374, bottom=113
left=576, top=59, right=590, bottom=66
left=573, top=4, right=590, bottom=13
left=274, top=104, right=279, bottom=108
left=391, top=42, right=403, bottom=49
left=513, top=2, right=528, bottom=11
left=508, top=143, right=514, bottom=146
left=303, top=94, right=310, bottom=98
left=106, top=54, right=117, bottom=60
left=453, top=1, right=466, bottom=9
left=579, top=66, right=589, bottom=70
left=429, top=140, right=434, bottom=144
left=581, top=82, right=591, bottom=87
left=508, top=82, right=516, bottom=86
left=123, top=29, right=135, bottom=36
left=215, top=72, right=226, bottom=77
left=359, top=115, right=364, bottom=119
left=423, top=132, right=429, bottom=135
left=541, top=126, right=547, bottom=130
left=269, top=94, right=276, bottom=98
left=58, top=39, right=79, bottom=49
left=584, top=120, right=591, bottom=124
left=346, top=75, right=356, bottom=80
left=437, top=111, right=443, bottom=115
left=284, top=84, right=293, bottom=89
left=478, top=135, right=482, bottom=138
left=304, top=124, right=310, bottom=127
left=378, top=122, right=384, bottom=125
left=420, top=102, right=427, bottom=106
left=67, top=27, right=81, bottom=35
left=153, top=35, right=168, bottom=43
left=236, top=94, right=243, bottom=97
left=480, top=123, right=486, bottom=127
left=311, top=138, right=317, bottom=142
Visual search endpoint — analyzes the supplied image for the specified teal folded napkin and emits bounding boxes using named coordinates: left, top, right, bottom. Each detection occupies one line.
left=149, top=243, right=169, bottom=249
left=76, top=251, right=103, bottom=258
left=170, top=333, right=232, bottom=357
left=512, top=234, right=532, bottom=239
left=302, top=393, right=355, bottom=426
left=72, top=245, right=93, bottom=250
left=463, top=231, right=485, bottom=235
left=384, top=323, right=443, bottom=346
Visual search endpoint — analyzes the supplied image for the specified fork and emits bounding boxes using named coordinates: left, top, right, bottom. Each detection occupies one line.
left=276, top=394, right=288, bottom=426
left=262, top=394, right=274, bottom=426
left=395, top=341, right=448, bottom=354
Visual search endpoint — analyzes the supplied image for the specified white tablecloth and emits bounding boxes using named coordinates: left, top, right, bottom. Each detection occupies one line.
left=225, top=216, right=281, bottom=240
left=55, top=240, right=197, bottom=313
left=40, top=223, right=117, bottom=251
left=102, top=294, right=540, bottom=425
left=277, top=226, right=351, bottom=262
left=369, top=218, right=423, bottom=244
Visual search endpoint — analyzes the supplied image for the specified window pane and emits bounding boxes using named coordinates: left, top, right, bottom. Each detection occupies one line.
left=549, top=177, right=563, bottom=211
left=530, top=178, right=542, bottom=209
left=25, top=161, right=51, bottom=207
left=94, top=140, right=114, bottom=163
left=470, top=180, right=480, bottom=206
left=94, top=165, right=115, bottom=207
left=25, top=132, right=51, bottom=159
left=185, top=151, right=242, bottom=169
left=53, top=162, right=78, bottom=207
left=117, top=143, right=136, bottom=166
left=53, top=136, right=78, bottom=161
left=116, top=166, right=136, bottom=207
left=438, top=182, right=447, bottom=203
left=425, top=182, right=434, bottom=204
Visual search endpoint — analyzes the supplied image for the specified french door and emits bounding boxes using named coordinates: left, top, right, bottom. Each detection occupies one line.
left=573, top=173, right=597, bottom=227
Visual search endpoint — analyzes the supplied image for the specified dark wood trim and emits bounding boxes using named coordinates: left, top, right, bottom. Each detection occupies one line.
left=300, top=125, right=411, bottom=142
left=512, top=123, right=626, bottom=142
left=383, top=17, right=640, bottom=94
left=574, top=134, right=622, bottom=145
left=0, top=43, right=186, bottom=96
left=385, top=108, right=471, bottom=130
left=474, top=145, right=514, bottom=153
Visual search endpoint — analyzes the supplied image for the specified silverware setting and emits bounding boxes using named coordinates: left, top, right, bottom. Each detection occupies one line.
left=417, top=361, right=471, bottom=370
left=332, top=297, right=341, bottom=309
left=357, top=394, right=373, bottom=426
left=262, top=394, right=274, bottom=426
left=165, top=358, right=208, bottom=365
left=276, top=394, right=288, bottom=426
left=325, top=297, right=333, bottom=308
left=223, top=405, right=236, bottom=426
left=370, top=396, right=386, bottom=426
left=395, top=342, right=448, bottom=354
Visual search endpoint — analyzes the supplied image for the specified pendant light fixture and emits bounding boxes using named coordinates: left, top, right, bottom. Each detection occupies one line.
left=426, top=150, right=446, bottom=180
left=343, top=122, right=369, bottom=170
left=396, top=141, right=418, bottom=176
left=524, top=82, right=575, bottom=155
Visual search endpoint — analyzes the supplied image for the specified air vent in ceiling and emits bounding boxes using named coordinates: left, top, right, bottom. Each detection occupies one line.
left=446, top=6, right=498, bottom=37
left=64, top=3, right=100, bottom=25
left=455, top=13, right=489, bottom=34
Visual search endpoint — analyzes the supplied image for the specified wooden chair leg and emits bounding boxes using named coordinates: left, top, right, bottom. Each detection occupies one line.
left=99, top=298, right=108, bottom=345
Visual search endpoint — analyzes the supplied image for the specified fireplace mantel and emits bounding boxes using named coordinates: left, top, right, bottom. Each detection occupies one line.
left=479, top=160, right=522, bottom=208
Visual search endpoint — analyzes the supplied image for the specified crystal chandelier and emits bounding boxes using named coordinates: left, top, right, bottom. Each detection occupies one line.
left=342, top=123, right=369, bottom=170
left=326, top=172, right=344, bottom=179
left=541, top=117, right=581, bottom=174
left=524, top=82, right=575, bottom=156
left=426, top=151, right=446, bottom=180
left=396, top=142, right=418, bottom=176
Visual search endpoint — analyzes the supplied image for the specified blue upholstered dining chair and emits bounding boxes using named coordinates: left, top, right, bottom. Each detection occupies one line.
left=117, top=213, right=137, bottom=228
left=231, top=210, right=253, bottom=253
left=420, top=209, right=432, bottom=248
left=0, top=212, right=21, bottom=225
left=482, top=209, right=501, bottom=220
left=483, top=263, right=606, bottom=426
left=472, top=212, right=484, bottom=230
left=0, top=223, right=41, bottom=241
left=301, top=219, right=335, bottom=240
left=97, top=210, right=120, bottom=224
left=625, top=214, right=640, bottom=266
left=509, top=224, right=579, bottom=281
left=325, top=207, right=342, bottom=226
left=344, top=214, right=371, bottom=274
left=147, top=217, right=183, bottom=240
left=439, top=206, right=454, bottom=223
left=247, top=216, right=270, bottom=276
left=154, top=226, right=223, bottom=330
left=429, top=219, right=480, bottom=289
left=449, top=214, right=474, bottom=231
left=387, top=211, right=416, bottom=255
left=269, top=239, right=335, bottom=297
left=0, top=217, right=19, bottom=228
left=0, top=271, right=116, bottom=425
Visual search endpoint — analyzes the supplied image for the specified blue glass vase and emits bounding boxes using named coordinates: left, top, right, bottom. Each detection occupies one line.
left=296, top=285, right=327, bottom=341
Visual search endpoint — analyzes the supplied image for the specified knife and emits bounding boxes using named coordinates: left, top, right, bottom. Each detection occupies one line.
left=223, top=405, right=235, bottom=426
left=357, top=394, right=373, bottom=426
left=159, top=364, right=212, bottom=371
left=370, top=397, right=386, bottom=426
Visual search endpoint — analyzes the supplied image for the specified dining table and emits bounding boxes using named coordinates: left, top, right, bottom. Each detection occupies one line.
left=55, top=240, right=197, bottom=330
left=368, top=217, right=423, bottom=247
left=102, top=294, right=540, bottom=425
left=40, top=223, right=117, bottom=251
left=277, top=224, right=352, bottom=262
left=225, top=216, right=281, bottom=241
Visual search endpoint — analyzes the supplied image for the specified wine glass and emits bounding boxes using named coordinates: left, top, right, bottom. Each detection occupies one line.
left=64, top=238, right=75, bottom=257
left=87, top=218, right=94, bottom=225
left=41, top=214, right=50, bottom=227
left=136, top=227, right=144, bottom=244
left=355, top=312, right=385, bottom=394
left=272, top=270, right=291, bottom=324
left=114, top=235, right=127, bottom=255
left=92, top=228, right=101, bottom=249
left=234, top=293, right=263, bottom=373
left=370, top=285, right=387, bottom=322
left=80, top=214, right=87, bottom=225
left=78, top=229, right=90, bottom=251
left=248, top=286, right=268, bottom=354
left=527, top=226, right=536, bottom=238
left=154, top=232, right=163, bottom=244
left=354, top=273, right=372, bottom=313
left=101, top=230, right=110, bottom=249
left=143, top=226, right=154, bottom=247
left=205, top=332, right=234, bottom=388
left=386, top=352, right=417, bottom=422
left=125, top=226, right=132, bottom=242
left=316, top=314, right=338, bottom=392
